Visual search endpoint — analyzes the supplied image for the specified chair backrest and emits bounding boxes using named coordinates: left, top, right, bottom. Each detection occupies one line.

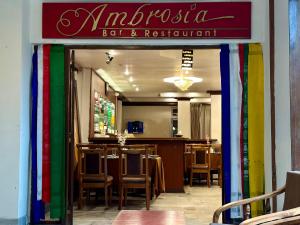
left=148, top=144, right=158, bottom=155
left=211, top=144, right=222, bottom=153
left=118, top=144, right=150, bottom=178
left=185, top=144, right=192, bottom=153
left=191, top=144, right=210, bottom=168
left=283, top=171, right=300, bottom=210
left=77, top=143, right=108, bottom=180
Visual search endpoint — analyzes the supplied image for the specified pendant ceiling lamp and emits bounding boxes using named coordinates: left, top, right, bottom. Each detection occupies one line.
left=163, top=49, right=202, bottom=91
left=163, top=76, right=203, bottom=91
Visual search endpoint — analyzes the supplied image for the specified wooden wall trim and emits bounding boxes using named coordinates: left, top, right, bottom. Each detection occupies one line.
left=289, top=0, right=300, bottom=170
left=122, top=101, right=177, bottom=107
left=269, top=0, right=277, bottom=212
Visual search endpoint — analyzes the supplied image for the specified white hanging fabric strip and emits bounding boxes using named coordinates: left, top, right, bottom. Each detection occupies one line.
left=229, top=44, right=243, bottom=219
left=37, top=45, right=43, bottom=200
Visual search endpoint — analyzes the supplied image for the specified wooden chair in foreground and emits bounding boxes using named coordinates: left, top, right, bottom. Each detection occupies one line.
left=118, top=144, right=151, bottom=210
left=190, top=144, right=211, bottom=187
left=211, top=171, right=300, bottom=225
left=77, top=144, right=113, bottom=209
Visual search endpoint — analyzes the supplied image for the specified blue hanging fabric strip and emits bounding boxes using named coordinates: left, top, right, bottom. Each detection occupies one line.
left=31, top=46, right=45, bottom=224
left=220, top=44, right=231, bottom=224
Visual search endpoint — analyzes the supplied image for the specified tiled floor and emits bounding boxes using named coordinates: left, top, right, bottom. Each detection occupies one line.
left=73, top=185, right=222, bottom=225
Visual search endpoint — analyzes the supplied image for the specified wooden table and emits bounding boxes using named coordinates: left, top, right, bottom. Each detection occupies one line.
left=90, top=137, right=218, bottom=192
left=86, top=155, right=165, bottom=196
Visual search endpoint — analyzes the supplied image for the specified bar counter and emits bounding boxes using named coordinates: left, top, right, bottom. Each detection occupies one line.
left=89, top=137, right=215, bottom=192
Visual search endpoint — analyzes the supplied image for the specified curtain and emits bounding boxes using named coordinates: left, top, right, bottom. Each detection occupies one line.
left=220, top=43, right=265, bottom=223
left=248, top=43, right=265, bottom=217
left=229, top=44, right=243, bottom=219
left=191, top=103, right=211, bottom=139
left=220, top=44, right=232, bottom=223
left=31, top=44, right=66, bottom=224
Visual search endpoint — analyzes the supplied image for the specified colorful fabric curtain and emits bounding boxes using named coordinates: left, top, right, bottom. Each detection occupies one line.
left=31, top=48, right=45, bottom=223
left=248, top=43, right=265, bottom=217
left=31, top=44, right=66, bottom=224
left=229, top=44, right=243, bottom=219
left=220, top=44, right=231, bottom=223
left=50, top=45, right=66, bottom=219
left=220, top=43, right=264, bottom=222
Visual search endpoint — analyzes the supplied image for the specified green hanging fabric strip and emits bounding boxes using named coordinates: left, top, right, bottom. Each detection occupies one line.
left=50, top=45, right=66, bottom=219
left=243, top=44, right=250, bottom=199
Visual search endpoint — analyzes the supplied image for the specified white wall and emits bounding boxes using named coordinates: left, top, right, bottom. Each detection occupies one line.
left=211, top=95, right=222, bottom=143
left=75, top=68, right=92, bottom=142
left=178, top=101, right=191, bottom=138
left=0, top=0, right=31, bottom=223
left=274, top=0, right=291, bottom=210
left=122, top=106, right=172, bottom=138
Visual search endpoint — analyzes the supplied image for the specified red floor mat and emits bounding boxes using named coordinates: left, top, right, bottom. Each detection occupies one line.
left=112, top=210, right=186, bottom=225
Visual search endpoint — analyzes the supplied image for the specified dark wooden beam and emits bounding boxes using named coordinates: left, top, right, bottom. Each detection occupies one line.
left=269, top=0, right=277, bottom=212
left=122, top=101, right=177, bottom=107
left=207, top=90, right=222, bottom=95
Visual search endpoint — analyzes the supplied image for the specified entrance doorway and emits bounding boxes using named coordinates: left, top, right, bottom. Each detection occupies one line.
left=65, top=46, right=223, bottom=225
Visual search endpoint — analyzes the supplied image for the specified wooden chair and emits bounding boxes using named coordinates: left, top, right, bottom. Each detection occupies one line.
left=190, top=144, right=211, bottom=187
left=212, top=171, right=300, bottom=224
left=210, top=144, right=222, bottom=187
left=148, top=144, right=158, bottom=155
left=118, top=144, right=151, bottom=210
left=77, top=144, right=113, bottom=209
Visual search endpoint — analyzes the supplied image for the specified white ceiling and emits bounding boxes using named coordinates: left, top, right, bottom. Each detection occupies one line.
left=75, top=48, right=221, bottom=98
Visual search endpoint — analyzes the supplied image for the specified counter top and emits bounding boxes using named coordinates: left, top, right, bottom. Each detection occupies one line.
left=89, top=137, right=218, bottom=143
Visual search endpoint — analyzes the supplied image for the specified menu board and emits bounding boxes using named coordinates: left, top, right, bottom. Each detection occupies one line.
left=93, top=91, right=116, bottom=136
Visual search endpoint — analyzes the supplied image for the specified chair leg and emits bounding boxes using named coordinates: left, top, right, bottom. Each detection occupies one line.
left=78, top=187, right=83, bottom=209
left=119, top=184, right=123, bottom=210
left=124, top=188, right=128, bottom=206
left=109, top=185, right=113, bottom=206
left=105, top=186, right=108, bottom=209
left=190, top=170, right=193, bottom=186
left=146, top=184, right=150, bottom=210
left=207, top=172, right=211, bottom=188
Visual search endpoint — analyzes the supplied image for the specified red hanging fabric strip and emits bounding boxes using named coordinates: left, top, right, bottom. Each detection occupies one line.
left=238, top=44, right=245, bottom=195
left=42, top=44, right=51, bottom=203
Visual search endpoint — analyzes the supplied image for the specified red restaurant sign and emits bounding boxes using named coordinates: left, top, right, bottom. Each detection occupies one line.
left=42, top=2, right=251, bottom=39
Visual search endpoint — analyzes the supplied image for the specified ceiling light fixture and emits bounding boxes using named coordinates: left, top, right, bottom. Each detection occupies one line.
left=163, top=76, right=203, bottom=91
left=129, top=76, right=133, bottom=82
left=135, top=87, right=139, bottom=92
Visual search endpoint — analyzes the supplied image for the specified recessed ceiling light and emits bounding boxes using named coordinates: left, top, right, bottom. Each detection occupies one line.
left=132, top=84, right=137, bottom=87
left=129, top=76, right=133, bottom=82
left=135, top=87, right=139, bottom=92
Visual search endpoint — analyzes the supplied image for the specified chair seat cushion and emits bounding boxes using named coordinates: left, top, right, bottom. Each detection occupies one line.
left=83, top=175, right=113, bottom=183
left=123, top=176, right=151, bottom=183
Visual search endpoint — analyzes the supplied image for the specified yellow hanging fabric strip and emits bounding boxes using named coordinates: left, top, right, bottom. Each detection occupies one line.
left=248, top=43, right=265, bottom=217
